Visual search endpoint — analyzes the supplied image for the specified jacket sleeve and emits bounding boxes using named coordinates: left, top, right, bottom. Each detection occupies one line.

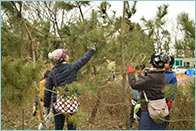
left=128, top=72, right=153, bottom=90
left=71, top=49, right=95, bottom=71
left=44, top=73, right=53, bottom=107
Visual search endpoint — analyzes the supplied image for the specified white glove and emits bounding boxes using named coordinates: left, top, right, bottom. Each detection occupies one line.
left=44, top=108, right=53, bottom=129
left=32, top=104, right=37, bottom=116
left=131, top=99, right=137, bottom=105
left=43, top=107, right=49, bottom=116
left=38, top=123, right=44, bottom=130
left=90, top=43, right=96, bottom=51
left=92, top=47, right=96, bottom=51
left=45, top=119, right=51, bottom=129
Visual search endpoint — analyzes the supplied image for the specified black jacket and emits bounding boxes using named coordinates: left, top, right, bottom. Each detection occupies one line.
left=128, top=71, right=167, bottom=108
left=44, top=49, right=95, bottom=107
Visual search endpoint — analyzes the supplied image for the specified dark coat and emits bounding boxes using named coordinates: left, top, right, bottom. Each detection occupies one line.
left=44, top=49, right=95, bottom=107
left=128, top=71, right=167, bottom=108
left=128, top=71, right=167, bottom=130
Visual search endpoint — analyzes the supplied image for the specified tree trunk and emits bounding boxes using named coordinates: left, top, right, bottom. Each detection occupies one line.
left=23, top=19, right=36, bottom=63
left=120, top=1, right=130, bottom=129
left=78, top=5, right=84, bottom=22
left=22, top=109, right=24, bottom=130
left=89, top=88, right=102, bottom=123
left=11, top=1, right=35, bottom=62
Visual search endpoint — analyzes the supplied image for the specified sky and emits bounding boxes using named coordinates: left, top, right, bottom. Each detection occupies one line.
left=88, top=1, right=195, bottom=34
left=89, top=1, right=195, bottom=54
left=107, top=1, right=195, bottom=23
left=108, top=1, right=195, bottom=38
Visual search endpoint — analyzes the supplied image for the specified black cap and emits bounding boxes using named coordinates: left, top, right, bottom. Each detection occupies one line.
left=150, top=53, right=167, bottom=69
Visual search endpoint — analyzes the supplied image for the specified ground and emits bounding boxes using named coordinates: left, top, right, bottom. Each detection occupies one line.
left=1, top=80, right=137, bottom=130
left=1, top=75, right=194, bottom=130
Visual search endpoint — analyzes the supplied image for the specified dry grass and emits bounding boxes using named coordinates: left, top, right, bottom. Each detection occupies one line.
left=167, top=85, right=195, bottom=130
left=1, top=80, right=194, bottom=130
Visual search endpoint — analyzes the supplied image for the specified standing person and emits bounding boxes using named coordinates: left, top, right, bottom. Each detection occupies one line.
left=39, top=70, right=51, bottom=103
left=164, top=56, right=177, bottom=127
left=127, top=53, right=168, bottom=130
left=32, top=70, right=53, bottom=129
left=43, top=48, right=95, bottom=130
left=165, top=56, right=177, bottom=102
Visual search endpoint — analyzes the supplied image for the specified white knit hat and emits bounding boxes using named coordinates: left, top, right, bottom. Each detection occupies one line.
left=48, top=49, right=67, bottom=63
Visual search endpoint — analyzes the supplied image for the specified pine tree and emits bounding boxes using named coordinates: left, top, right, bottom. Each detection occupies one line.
left=2, top=1, right=155, bottom=129
left=141, top=4, right=171, bottom=54
left=175, top=12, right=195, bottom=58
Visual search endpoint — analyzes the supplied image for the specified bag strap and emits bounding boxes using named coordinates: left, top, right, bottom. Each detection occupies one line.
left=143, top=91, right=149, bottom=103
left=52, top=70, right=80, bottom=96
left=53, top=70, right=57, bottom=88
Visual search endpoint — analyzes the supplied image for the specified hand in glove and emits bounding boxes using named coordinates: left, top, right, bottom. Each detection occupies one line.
left=75, top=89, right=81, bottom=96
left=32, top=103, right=37, bottom=116
left=167, top=101, right=172, bottom=109
left=89, top=43, right=96, bottom=51
left=32, top=97, right=38, bottom=116
left=43, top=107, right=49, bottom=116
left=127, top=65, right=135, bottom=73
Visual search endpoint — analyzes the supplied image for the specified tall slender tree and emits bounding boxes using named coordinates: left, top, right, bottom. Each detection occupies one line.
left=175, top=12, right=195, bottom=58
left=141, top=4, right=170, bottom=54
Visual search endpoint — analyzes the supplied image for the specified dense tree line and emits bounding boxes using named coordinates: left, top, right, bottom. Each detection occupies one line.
left=1, top=1, right=195, bottom=129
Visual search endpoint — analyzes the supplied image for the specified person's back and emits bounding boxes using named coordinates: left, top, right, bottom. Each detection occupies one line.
left=44, top=49, right=95, bottom=106
left=127, top=53, right=168, bottom=130
left=44, top=48, right=95, bottom=130
left=49, top=63, right=81, bottom=86
left=130, top=70, right=167, bottom=108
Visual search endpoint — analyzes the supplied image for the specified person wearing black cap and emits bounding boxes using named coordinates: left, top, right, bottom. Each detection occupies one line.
left=127, top=53, right=168, bottom=130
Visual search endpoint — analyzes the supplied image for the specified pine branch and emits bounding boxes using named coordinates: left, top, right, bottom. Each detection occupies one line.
left=25, top=22, right=67, bottom=38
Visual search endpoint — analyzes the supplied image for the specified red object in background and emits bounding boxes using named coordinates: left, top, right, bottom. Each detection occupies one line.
left=127, top=66, right=135, bottom=73
left=167, top=101, right=172, bottom=109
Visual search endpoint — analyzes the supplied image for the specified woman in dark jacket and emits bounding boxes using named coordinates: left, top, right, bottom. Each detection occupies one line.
left=43, top=48, right=95, bottom=130
left=127, top=53, right=168, bottom=130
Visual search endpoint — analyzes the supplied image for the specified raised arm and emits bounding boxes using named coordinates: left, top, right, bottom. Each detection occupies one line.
left=128, top=72, right=153, bottom=90
left=71, top=49, right=95, bottom=71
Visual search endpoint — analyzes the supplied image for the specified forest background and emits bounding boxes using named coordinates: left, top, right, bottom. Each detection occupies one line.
left=1, top=1, right=195, bottom=130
